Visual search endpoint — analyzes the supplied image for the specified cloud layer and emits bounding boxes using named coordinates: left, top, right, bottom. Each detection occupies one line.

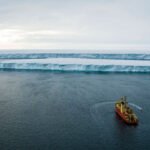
left=0, top=0, right=149, bottom=50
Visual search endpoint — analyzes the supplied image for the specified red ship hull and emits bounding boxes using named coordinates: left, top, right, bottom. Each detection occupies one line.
left=115, top=107, right=138, bottom=125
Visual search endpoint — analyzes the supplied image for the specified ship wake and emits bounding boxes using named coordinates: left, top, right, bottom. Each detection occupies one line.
left=90, top=101, right=142, bottom=125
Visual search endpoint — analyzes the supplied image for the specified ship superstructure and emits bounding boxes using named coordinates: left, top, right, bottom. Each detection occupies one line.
left=115, top=96, right=138, bottom=125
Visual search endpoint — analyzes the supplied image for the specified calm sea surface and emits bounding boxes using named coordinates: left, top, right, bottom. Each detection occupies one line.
left=0, top=70, right=150, bottom=150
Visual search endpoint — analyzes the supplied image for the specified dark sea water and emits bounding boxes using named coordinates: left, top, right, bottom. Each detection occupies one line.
left=0, top=70, right=150, bottom=150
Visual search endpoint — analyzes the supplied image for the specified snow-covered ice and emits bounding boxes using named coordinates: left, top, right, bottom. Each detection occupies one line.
left=0, top=51, right=150, bottom=60
left=0, top=58, right=150, bottom=72
left=0, top=50, right=150, bottom=72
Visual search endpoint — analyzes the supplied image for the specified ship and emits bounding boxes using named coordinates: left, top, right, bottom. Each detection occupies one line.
left=115, top=96, right=138, bottom=125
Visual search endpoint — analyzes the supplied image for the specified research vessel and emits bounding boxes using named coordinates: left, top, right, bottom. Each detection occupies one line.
left=115, top=96, right=138, bottom=125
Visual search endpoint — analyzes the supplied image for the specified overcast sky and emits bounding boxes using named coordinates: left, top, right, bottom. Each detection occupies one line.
left=0, top=0, right=149, bottom=50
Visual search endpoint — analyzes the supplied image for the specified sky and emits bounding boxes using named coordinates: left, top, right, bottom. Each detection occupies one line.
left=0, top=0, right=150, bottom=50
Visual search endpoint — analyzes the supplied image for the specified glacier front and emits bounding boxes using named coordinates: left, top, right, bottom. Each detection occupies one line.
left=0, top=51, right=150, bottom=60
left=0, top=58, right=150, bottom=72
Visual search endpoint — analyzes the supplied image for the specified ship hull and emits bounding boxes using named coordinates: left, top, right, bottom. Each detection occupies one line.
left=115, top=107, right=138, bottom=125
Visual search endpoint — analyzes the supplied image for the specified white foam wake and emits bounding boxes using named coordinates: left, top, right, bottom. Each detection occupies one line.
left=129, top=103, right=143, bottom=111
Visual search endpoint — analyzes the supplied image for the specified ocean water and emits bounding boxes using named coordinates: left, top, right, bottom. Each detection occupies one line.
left=0, top=70, right=149, bottom=150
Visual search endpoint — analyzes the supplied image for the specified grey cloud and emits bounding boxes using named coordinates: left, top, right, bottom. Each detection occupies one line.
left=0, top=0, right=149, bottom=49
